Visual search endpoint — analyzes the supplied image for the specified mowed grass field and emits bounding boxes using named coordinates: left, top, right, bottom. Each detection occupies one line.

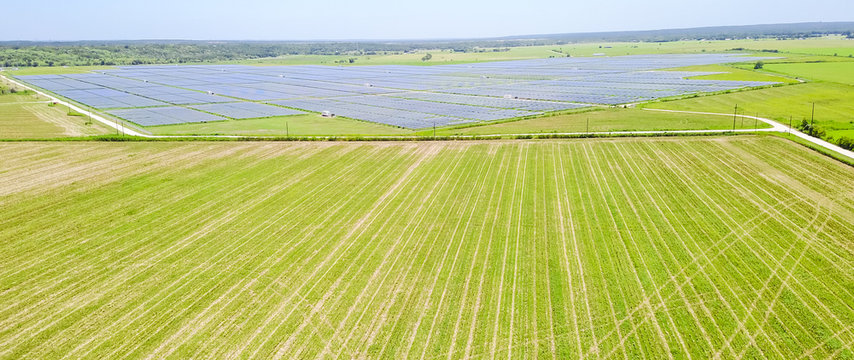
left=0, top=93, right=108, bottom=139
left=145, top=113, right=413, bottom=136
left=645, top=82, right=854, bottom=139
left=1, top=137, right=853, bottom=359
left=665, top=64, right=798, bottom=83
left=434, top=108, right=771, bottom=136
left=764, top=61, right=854, bottom=86
left=6, top=37, right=849, bottom=73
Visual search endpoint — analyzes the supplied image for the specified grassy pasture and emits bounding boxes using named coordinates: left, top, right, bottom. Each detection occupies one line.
left=645, top=82, right=854, bottom=140
left=145, top=113, right=413, bottom=136
left=764, top=61, right=854, bottom=86
left=663, top=64, right=798, bottom=83
left=5, top=66, right=117, bottom=76
left=0, top=137, right=852, bottom=359
left=0, top=92, right=108, bottom=139
left=235, top=36, right=854, bottom=67
left=432, top=107, right=772, bottom=136
left=3, top=37, right=851, bottom=73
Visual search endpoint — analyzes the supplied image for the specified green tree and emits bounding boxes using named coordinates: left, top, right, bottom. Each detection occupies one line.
left=837, top=137, right=854, bottom=150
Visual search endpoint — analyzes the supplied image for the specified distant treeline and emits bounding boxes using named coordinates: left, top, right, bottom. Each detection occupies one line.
left=1, top=22, right=853, bottom=68
left=498, top=22, right=854, bottom=42
left=0, top=42, right=534, bottom=67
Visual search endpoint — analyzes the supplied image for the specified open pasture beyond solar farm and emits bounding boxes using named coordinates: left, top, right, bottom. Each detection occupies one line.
left=1, top=137, right=853, bottom=359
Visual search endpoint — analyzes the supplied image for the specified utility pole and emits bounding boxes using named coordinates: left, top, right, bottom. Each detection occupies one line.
left=789, top=116, right=793, bottom=136
left=732, top=104, right=738, bottom=131
left=286, top=122, right=289, bottom=137
left=433, top=121, right=436, bottom=138
left=754, top=113, right=757, bottom=130
left=810, top=102, right=815, bottom=128
left=586, top=117, right=589, bottom=133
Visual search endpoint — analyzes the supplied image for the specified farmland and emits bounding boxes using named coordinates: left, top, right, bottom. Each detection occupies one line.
left=1, top=137, right=852, bottom=359
left=644, top=82, right=854, bottom=140
left=145, top=113, right=413, bottom=136
left=3, top=36, right=853, bottom=141
left=764, top=62, right=854, bottom=86
left=433, top=108, right=771, bottom=136
left=0, top=91, right=108, bottom=139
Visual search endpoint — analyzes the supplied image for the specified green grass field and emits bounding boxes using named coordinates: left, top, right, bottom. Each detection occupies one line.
left=145, top=114, right=413, bottom=136
left=0, top=91, right=109, bottom=139
left=234, top=36, right=854, bottom=67
left=433, top=108, right=772, bottom=136
left=664, top=64, right=798, bottom=83
left=764, top=61, right=854, bottom=86
left=644, top=82, right=854, bottom=140
left=7, top=36, right=850, bottom=74
left=1, top=137, right=852, bottom=359
left=5, top=66, right=117, bottom=76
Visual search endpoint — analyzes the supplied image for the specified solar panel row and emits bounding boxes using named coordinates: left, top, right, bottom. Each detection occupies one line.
left=107, top=107, right=225, bottom=126
left=191, top=102, right=304, bottom=119
left=16, top=54, right=777, bottom=128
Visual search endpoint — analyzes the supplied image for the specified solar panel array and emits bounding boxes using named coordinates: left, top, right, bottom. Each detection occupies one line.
left=191, top=102, right=305, bottom=119
left=107, top=107, right=225, bottom=126
left=16, top=54, right=776, bottom=128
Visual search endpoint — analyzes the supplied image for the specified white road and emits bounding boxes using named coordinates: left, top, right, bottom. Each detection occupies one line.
left=4, top=74, right=853, bottom=161
left=643, top=108, right=854, bottom=160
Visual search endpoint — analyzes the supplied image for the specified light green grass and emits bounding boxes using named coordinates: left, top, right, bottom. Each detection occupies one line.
left=435, top=108, right=771, bottom=136
left=664, top=64, right=798, bottom=83
left=764, top=61, right=854, bottom=86
left=237, top=46, right=561, bottom=66
left=645, top=82, right=854, bottom=139
left=144, top=114, right=413, bottom=136
left=2, top=37, right=851, bottom=72
left=0, top=137, right=852, bottom=359
left=6, top=66, right=116, bottom=76
left=0, top=92, right=109, bottom=139
left=237, top=37, right=854, bottom=67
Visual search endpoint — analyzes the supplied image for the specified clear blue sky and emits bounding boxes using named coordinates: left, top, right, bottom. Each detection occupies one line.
left=4, top=0, right=853, bottom=41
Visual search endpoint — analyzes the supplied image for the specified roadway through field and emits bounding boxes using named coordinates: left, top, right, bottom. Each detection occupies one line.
left=5, top=74, right=852, bottom=163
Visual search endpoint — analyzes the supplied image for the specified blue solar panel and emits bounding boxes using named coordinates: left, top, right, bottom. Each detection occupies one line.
left=191, top=102, right=304, bottom=119
left=108, top=107, right=225, bottom=126
left=16, top=53, right=777, bottom=128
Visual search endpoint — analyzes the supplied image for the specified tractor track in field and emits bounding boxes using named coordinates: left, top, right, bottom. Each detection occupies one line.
left=1, top=130, right=853, bottom=357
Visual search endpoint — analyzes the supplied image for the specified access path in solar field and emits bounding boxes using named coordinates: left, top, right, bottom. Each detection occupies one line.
left=1, top=136, right=852, bottom=359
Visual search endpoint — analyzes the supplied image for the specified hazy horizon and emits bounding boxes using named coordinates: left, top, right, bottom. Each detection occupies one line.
left=3, top=0, right=854, bottom=41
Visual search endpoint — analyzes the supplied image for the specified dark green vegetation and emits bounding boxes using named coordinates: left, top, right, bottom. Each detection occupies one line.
left=1, top=137, right=852, bottom=358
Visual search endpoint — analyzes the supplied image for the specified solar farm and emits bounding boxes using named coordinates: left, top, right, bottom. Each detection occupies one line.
left=4, top=33, right=854, bottom=360
left=15, top=54, right=776, bottom=129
